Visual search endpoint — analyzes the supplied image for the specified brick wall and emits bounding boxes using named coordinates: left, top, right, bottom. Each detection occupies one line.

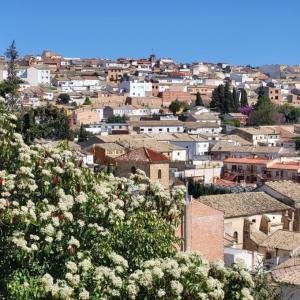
left=177, top=201, right=224, bottom=262
left=126, top=96, right=163, bottom=107
left=159, top=91, right=192, bottom=107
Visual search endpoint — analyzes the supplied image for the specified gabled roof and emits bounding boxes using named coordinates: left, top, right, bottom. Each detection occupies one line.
left=260, top=230, right=300, bottom=251
left=263, top=181, right=300, bottom=204
left=115, top=147, right=169, bottom=163
left=96, top=142, right=125, bottom=151
left=272, top=256, right=300, bottom=286
left=198, top=192, right=291, bottom=218
left=211, top=142, right=282, bottom=154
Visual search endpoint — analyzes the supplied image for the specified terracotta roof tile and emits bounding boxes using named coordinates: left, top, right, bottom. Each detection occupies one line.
left=260, top=230, right=300, bottom=251
left=198, top=192, right=291, bottom=218
left=223, top=157, right=271, bottom=165
left=263, top=181, right=300, bottom=204
left=115, top=147, right=169, bottom=163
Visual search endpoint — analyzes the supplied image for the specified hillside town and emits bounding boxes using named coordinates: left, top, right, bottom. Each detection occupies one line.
left=2, top=45, right=300, bottom=299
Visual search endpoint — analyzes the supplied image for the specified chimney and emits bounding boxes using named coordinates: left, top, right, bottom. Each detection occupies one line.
left=282, top=211, right=292, bottom=231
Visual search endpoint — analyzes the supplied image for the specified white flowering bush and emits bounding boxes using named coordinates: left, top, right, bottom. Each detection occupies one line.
left=0, top=105, right=261, bottom=299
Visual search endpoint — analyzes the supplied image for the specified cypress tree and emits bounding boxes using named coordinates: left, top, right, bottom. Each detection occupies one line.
left=223, top=82, right=231, bottom=114
left=232, top=87, right=240, bottom=112
left=195, top=92, right=204, bottom=106
left=240, top=88, right=248, bottom=106
left=0, top=41, right=22, bottom=111
left=210, top=88, right=220, bottom=111
left=78, top=124, right=89, bottom=142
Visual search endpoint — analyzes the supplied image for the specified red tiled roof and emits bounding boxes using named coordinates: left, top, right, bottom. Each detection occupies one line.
left=115, top=147, right=169, bottom=163
left=268, top=162, right=300, bottom=171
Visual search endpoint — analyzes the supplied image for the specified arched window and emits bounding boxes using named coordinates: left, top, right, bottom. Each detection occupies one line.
left=131, top=166, right=136, bottom=174
left=158, top=169, right=162, bottom=179
left=233, top=231, right=238, bottom=243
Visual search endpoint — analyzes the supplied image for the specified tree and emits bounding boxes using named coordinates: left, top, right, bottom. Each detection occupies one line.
left=256, top=85, right=265, bottom=100
left=240, top=88, right=248, bottom=106
left=239, top=105, right=253, bottom=116
left=16, top=105, right=74, bottom=143
left=278, top=104, right=300, bottom=124
left=78, top=124, right=89, bottom=142
left=107, top=115, right=128, bottom=123
left=231, top=87, right=240, bottom=112
left=57, top=93, right=71, bottom=104
left=83, top=97, right=91, bottom=105
left=195, top=92, right=204, bottom=106
left=224, top=81, right=232, bottom=113
left=111, top=211, right=177, bottom=270
left=0, top=41, right=23, bottom=111
left=249, top=96, right=278, bottom=126
left=188, top=178, right=230, bottom=198
left=181, top=101, right=190, bottom=112
left=0, top=107, right=272, bottom=299
left=210, top=83, right=239, bottom=113
left=210, top=86, right=221, bottom=111
left=169, top=99, right=182, bottom=114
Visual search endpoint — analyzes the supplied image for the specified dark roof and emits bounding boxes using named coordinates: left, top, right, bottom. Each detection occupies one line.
left=115, top=147, right=169, bottom=163
left=77, top=136, right=103, bottom=150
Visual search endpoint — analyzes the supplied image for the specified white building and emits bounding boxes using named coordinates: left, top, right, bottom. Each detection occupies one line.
left=230, top=73, right=251, bottom=84
left=173, top=162, right=222, bottom=184
left=103, top=105, right=159, bottom=119
left=43, top=92, right=54, bottom=101
left=119, top=80, right=152, bottom=97
left=0, top=68, right=8, bottom=81
left=168, top=134, right=210, bottom=160
left=57, top=76, right=101, bottom=92
left=191, top=63, right=209, bottom=75
left=27, top=66, right=51, bottom=86
left=133, top=120, right=185, bottom=134
left=224, top=248, right=263, bottom=271
left=185, top=122, right=222, bottom=136
left=203, top=78, right=224, bottom=86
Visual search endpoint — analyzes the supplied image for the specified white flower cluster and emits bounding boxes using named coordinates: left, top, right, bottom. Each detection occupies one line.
left=0, top=110, right=256, bottom=300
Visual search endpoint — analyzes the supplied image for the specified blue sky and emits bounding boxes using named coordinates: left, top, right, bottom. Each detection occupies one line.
left=1, top=0, right=299, bottom=66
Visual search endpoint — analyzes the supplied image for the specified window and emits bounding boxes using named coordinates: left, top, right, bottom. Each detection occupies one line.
left=131, top=166, right=136, bottom=174
left=158, top=169, right=162, bottom=179
left=266, top=251, right=272, bottom=259
left=233, top=231, right=238, bottom=243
